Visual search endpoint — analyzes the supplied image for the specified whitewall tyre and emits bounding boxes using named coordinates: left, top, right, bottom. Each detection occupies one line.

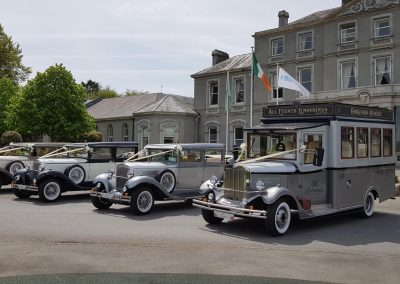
left=38, top=179, right=62, bottom=202
left=130, top=187, right=154, bottom=215
left=266, top=199, right=291, bottom=236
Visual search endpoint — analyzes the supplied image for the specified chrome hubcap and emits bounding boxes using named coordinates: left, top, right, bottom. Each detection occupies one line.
left=44, top=182, right=60, bottom=200
left=137, top=191, right=152, bottom=212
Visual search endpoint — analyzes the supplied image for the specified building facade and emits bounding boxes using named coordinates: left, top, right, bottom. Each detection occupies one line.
left=192, top=0, right=400, bottom=158
left=87, top=93, right=198, bottom=149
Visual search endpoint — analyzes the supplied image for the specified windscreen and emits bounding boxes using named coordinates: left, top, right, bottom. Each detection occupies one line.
left=247, top=133, right=297, bottom=160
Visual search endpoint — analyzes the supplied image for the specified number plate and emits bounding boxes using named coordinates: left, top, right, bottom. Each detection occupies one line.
left=214, top=211, right=234, bottom=220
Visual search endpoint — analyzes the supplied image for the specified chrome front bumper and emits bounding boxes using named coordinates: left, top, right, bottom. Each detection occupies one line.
left=90, top=190, right=131, bottom=202
left=11, top=183, right=38, bottom=192
left=192, top=199, right=267, bottom=219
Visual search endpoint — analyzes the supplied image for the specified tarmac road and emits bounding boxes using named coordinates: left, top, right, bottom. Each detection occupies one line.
left=0, top=189, right=399, bottom=283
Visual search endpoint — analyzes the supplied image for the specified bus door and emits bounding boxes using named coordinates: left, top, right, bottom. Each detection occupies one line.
left=298, top=131, right=328, bottom=206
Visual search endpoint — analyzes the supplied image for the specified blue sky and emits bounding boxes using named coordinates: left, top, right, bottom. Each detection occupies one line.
left=1, top=0, right=341, bottom=96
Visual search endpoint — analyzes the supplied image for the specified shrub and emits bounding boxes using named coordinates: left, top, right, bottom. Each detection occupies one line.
left=83, top=130, right=103, bottom=142
left=1, top=130, right=22, bottom=146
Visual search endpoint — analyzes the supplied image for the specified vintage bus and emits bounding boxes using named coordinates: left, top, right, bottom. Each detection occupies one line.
left=193, top=102, right=396, bottom=236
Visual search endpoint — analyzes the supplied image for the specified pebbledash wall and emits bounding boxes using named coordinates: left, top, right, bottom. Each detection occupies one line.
left=192, top=0, right=400, bottom=161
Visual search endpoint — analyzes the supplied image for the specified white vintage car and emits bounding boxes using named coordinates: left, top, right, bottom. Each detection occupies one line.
left=90, top=143, right=226, bottom=215
left=12, top=142, right=138, bottom=202
left=0, top=142, right=65, bottom=188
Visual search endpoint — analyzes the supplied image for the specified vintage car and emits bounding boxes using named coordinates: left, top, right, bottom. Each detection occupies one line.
left=12, top=142, right=138, bottom=202
left=90, top=143, right=226, bottom=215
left=0, top=142, right=65, bottom=188
left=193, top=103, right=396, bottom=236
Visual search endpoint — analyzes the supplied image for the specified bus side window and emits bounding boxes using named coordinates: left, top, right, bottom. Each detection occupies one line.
left=341, top=127, right=354, bottom=159
left=304, top=134, right=322, bottom=164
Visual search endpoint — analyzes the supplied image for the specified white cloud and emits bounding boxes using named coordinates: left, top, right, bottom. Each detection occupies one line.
left=1, top=0, right=341, bottom=96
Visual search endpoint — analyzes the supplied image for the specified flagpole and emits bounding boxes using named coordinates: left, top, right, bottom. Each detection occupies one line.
left=226, top=70, right=230, bottom=153
left=250, top=47, right=254, bottom=128
left=276, top=63, right=279, bottom=106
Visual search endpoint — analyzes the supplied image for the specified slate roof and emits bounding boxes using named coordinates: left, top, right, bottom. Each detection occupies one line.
left=87, top=93, right=196, bottom=120
left=289, top=7, right=340, bottom=26
left=191, top=53, right=252, bottom=78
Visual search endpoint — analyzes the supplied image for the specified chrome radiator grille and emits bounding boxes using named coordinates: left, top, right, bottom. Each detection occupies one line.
left=223, top=167, right=247, bottom=201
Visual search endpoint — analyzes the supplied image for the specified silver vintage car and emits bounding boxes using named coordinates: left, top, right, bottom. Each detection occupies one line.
left=90, top=143, right=226, bottom=215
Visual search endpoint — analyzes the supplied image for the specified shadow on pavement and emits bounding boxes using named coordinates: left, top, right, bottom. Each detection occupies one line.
left=92, top=200, right=200, bottom=220
left=200, top=209, right=400, bottom=247
left=0, top=273, right=335, bottom=284
left=11, top=192, right=91, bottom=206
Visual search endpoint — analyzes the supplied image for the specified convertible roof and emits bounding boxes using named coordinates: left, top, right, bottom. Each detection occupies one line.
left=66, top=142, right=139, bottom=148
left=145, top=143, right=225, bottom=150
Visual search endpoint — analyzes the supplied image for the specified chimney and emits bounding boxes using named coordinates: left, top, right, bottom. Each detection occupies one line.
left=211, top=49, right=229, bottom=66
left=278, top=10, right=289, bottom=28
left=342, top=0, right=352, bottom=5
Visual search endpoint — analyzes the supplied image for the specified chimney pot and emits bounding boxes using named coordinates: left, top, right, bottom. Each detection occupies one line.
left=278, top=10, right=289, bottom=28
left=211, top=49, right=229, bottom=66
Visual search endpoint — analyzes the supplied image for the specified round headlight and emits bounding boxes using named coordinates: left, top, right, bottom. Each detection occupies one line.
left=210, top=175, right=218, bottom=185
left=256, top=180, right=265, bottom=191
left=207, top=192, right=215, bottom=202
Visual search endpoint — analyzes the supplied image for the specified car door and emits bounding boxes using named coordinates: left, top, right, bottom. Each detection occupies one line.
left=88, top=147, right=115, bottom=181
left=177, top=148, right=203, bottom=190
left=203, top=149, right=224, bottom=182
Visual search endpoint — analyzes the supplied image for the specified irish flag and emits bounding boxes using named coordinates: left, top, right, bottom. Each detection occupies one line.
left=252, top=52, right=272, bottom=93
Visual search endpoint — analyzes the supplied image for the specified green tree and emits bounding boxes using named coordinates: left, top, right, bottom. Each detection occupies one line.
left=0, top=78, right=18, bottom=134
left=81, top=79, right=100, bottom=96
left=0, top=24, right=31, bottom=84
left=95, top=87, right=118, bottom=98
left=5, top=64, right=95, bottom=141
left=124, top=89, right=149, bottom=96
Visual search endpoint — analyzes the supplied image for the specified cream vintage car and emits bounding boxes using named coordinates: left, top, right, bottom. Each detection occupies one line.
left=90, top=143, right=226, bottom=215
left=0, top=142, right=65, bottom=188
left=12, top=142, right=138, bottom=202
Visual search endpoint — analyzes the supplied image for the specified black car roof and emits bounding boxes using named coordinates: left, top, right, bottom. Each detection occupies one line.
left=66, top=141, right=139, bottom=148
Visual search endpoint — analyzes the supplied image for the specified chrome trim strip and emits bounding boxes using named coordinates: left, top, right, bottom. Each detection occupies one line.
left=11, top=184, right=38, bottom=192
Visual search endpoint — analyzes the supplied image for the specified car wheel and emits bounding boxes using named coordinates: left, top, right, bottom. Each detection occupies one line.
left=91, top=195, right=113, bottom=210
left=65, top=165, right=86, bottom=185
left=13, top=188, right=32, bottom=199
left=265, top=199, right=291, bottom=236
left=6, top=161, right=25, bottom=175
left=38, top=179, right=62, bottom=202
left=359, top=192, right=375, bottom=218
left=201, top=209, right=223, bottom=224
left=158, top=170, right=176, bottom=193
left=130, top=187, right=154, bottom=215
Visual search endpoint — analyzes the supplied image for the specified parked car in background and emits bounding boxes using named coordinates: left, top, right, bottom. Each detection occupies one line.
left=0, top=142, right=65, bottom=188
left=90, top=143, right=226, bottom=215
left=12, top=142, right=139, bottom=202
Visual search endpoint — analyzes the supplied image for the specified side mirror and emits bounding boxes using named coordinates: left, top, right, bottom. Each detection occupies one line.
left=313, top=148, right=324, bottom=167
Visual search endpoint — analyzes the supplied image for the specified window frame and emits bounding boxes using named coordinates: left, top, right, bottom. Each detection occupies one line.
left=297, top=31, right=313, bottom=51
left=122, top=123, right=129, bottom=141
left=234, top=127, right=244, bottom=147
left=370, top=128, right=382, bottom=158
left=232, top=76, right=245, bottom=104
left=271, top=37, right=284, bottom=56
left=339, top=59, right=358, bottom=89
left=339, top=21, right=357, bottom=43
left=208, top=80, right=219, bottom=107
left=107, top=124, right=113, bottom=142
left=341, top=126, right=355, bottom=159
left=383, top=128, right=393, bottom=157
left=374, top=54, right=392, bottom=86
left=356, top=127, right=369, bottom=159
left=297, top=66, right=313, bottom=92
left=209, top=127, right=218, bottom=143
left=270, top=72, right=283, bottom=100
left=373, top=16, right=391, bottom=38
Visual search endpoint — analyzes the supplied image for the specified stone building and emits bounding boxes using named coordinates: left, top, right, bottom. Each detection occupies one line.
left=192, top=0, right=400, bottom=157
left=87, top=93, right=198, bottom=149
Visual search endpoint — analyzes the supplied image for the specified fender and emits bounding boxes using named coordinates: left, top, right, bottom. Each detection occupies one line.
left=0, top=167, right=13, bottom=185
left=92, top=173, right=114, bottom=193
left=260, top=186, right=302, bottom=209
left=125, top=175, right=170, bottom=198
left=36, top=170, right=85, bottom=191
